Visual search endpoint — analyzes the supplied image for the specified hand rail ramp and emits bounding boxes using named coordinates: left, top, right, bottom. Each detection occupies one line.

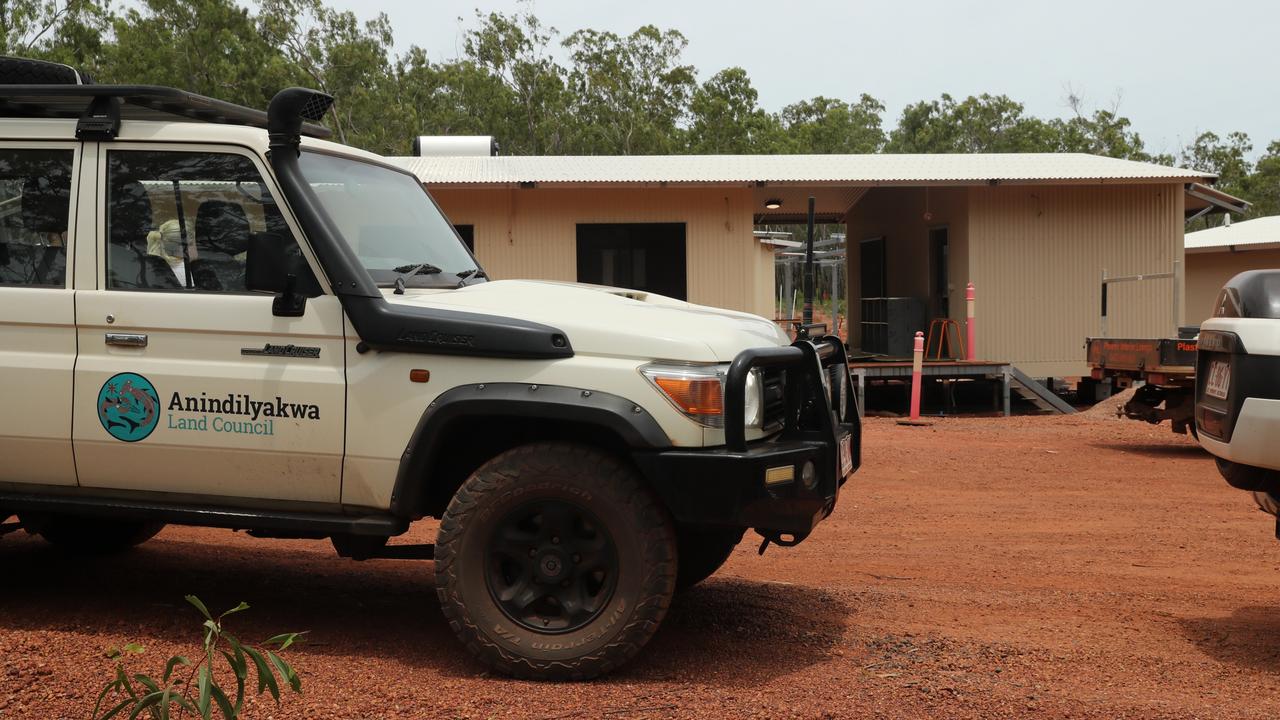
left=1007, top=366, right=1076, bottom=414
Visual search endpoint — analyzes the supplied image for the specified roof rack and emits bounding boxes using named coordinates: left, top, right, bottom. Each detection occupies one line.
left=0, top=84, right=333, bottom=140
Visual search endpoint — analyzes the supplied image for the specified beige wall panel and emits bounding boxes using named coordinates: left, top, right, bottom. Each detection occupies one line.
left=1186, top=249, right=1280, bottom=326
left=968, top=183, right=1183, bottom=377
left=756, top=241, right=778, bottom=319
left=430, top=186, right=766, bottom=315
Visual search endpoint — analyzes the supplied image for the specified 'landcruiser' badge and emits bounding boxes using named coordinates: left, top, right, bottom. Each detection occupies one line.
left=98, top=372, right=161, bottom=442
left=241, top=343, right=321, bottom=358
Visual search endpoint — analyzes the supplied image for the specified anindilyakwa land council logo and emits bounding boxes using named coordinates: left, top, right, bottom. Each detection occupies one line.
left=98, top=372, right=160, bottom=442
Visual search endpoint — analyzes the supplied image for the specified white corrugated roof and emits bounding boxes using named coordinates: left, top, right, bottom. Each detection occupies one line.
left=390, top=152, right=1212, bottom=186
left=1186, top=216, right=1280, bottom=252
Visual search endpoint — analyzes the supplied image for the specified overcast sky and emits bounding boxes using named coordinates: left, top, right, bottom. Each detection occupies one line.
left=326, top=0, right=1277, bottom=159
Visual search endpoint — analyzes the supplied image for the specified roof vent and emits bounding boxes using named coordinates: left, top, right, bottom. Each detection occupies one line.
left=412, top=135, right=498, bottom=157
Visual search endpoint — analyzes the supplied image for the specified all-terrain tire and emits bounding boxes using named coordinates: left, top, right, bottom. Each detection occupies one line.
left=434, top=442, right=677, bottom=681
left=24, top=514, right=165, bottom=553
left=675, top=525, right=744, bottom=591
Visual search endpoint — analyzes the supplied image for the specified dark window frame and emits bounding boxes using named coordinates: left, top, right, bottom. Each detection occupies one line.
left=575, top=222, right=688, bottom=301
left=102, top=147, right=321, bottom=296
left=0, top=146, right=75, bottom=289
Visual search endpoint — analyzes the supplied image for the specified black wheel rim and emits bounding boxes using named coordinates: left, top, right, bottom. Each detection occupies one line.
left=484, top=499, right=619, bottom=634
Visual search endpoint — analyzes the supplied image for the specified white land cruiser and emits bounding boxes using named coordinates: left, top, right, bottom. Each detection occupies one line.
left=1196, top=270, right=1280, bottom=533
left=0, top=58, right=860, bottom=680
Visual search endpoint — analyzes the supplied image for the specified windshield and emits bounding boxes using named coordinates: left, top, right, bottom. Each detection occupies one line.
left=298, top=151, right=481, bottom=288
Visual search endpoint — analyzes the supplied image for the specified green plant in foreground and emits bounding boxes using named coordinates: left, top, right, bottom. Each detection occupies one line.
left=91, top=595, right=304, bottom=720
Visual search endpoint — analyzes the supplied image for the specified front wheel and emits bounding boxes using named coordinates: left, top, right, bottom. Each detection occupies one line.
left=434, top=442, right=677, bottom=680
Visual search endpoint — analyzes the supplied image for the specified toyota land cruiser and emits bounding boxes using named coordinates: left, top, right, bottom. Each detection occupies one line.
left=1196, top=269, right=1280, bottom=536
left=0, top=57, right=860, bottom=680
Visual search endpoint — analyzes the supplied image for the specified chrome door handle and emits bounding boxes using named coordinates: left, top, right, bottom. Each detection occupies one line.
left=105, top=332, right=148, bottom=347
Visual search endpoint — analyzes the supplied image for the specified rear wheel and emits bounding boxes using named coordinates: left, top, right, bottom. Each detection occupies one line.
left=435, top=442, right=677, bottom=680
left=675, top=526, right=744, bottom=591
left=22, top=514, right=165, bottom=553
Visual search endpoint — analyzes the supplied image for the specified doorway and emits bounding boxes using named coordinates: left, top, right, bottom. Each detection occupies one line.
left=929, top=227, right=949, bottom=318
left=576, top=223, right=687, bottom=300
left=859, top=236, right=886, bottom=299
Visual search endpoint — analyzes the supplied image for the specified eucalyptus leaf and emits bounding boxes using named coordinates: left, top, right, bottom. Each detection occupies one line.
left=162, top=656, right=191, bottom=683
left=186, top=596, right=213, bottom=622
left=197, top=664, right=212, bottom=719
left=242, top=646, right=280, bottom=702
left=209, top=685, right=236, bottom=720
left=266, top=651, right=302, bottom=694
left=218, top=602, right=251, bottom=620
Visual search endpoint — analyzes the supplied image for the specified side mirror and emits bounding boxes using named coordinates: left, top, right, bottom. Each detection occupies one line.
left=272, top=274, right=306, bottom=317
left=246, top=232, right=306, bottom=317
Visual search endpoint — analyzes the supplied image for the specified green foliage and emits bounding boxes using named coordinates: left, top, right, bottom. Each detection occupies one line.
left=887, top=93, right=1055, bottom=153
left=780, top=95, right=886, bottom=154
left=90, top=596, right=304, bottom=720
left=7, top=0, right=1278, bottom=212
left=686, top=67, right=785, bottom=154
left=1179, top=131, right=1276, bottom=229
left=563, top=24, right=695, bottom=154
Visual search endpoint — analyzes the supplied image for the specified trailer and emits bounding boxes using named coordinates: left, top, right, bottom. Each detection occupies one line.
left=1085, top=329, right=1199, bottom=436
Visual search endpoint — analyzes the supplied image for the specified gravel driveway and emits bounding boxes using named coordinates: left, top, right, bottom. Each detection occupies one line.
left=3, top=414, right=1278, bottom=718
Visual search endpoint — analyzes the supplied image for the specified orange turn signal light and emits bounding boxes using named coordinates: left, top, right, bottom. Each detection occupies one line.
left=652, top=376, right=723, bottom=415
left=409, top=369, right=430, bottom=383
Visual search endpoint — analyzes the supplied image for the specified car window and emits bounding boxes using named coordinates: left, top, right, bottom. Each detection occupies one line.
left=0, top=148, right=72, bottom=287
left=105, top=150, right=319, bottom=294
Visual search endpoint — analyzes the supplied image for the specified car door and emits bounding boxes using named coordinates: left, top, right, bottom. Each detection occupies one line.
left=72, top=144, right=347, bottom=505
left=0, top=140, right=80, bottom=487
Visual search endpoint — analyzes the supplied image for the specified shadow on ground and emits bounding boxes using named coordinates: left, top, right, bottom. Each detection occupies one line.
left=0, top=529, right=850, bottom=685
left=1091, top=441, right=1209, bottom=459
left=1180, top=607, right=1280, bottom=673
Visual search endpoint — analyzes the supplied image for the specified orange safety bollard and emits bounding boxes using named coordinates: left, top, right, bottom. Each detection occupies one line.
left=965, top=282, right=976, bottom=361
left=909, top=330, right=924, bottom=420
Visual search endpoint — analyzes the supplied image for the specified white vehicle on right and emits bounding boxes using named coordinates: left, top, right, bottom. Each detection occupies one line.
left=1196, top=269, right=1280, bottom=525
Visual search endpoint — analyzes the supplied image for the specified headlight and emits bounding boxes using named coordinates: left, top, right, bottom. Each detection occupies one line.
left=641, top=363, right=764, bottom=429
left=828, top=365, right=849, bottom=420
left=743, top=368, right=763, bottom=428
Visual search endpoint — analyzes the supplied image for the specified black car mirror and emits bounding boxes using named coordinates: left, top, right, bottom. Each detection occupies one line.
left=246, top=233, right=306, bottom=317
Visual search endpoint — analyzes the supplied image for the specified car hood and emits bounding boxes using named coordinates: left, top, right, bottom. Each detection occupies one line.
left=385, top=280, right=790, bottom=362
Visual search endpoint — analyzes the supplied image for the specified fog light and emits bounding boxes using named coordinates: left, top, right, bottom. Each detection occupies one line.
left=800, top=460, right=817, bottom=490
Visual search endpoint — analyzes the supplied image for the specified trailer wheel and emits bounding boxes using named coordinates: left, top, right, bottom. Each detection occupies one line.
left=675, top=526, right=744, bottom=590
left=23, top=514, right=165, bottom=553
left=435, top=443, right=677, bottom=680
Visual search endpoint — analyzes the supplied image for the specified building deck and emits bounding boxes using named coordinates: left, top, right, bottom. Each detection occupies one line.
left=848, top=358, right=1015, bottom=416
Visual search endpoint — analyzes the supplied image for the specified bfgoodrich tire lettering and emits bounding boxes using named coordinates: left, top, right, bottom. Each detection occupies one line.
left=435, top=442, right=677, bottom=680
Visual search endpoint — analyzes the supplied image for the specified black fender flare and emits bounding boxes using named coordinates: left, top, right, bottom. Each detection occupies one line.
left=389, top=383, right=672, bottom=518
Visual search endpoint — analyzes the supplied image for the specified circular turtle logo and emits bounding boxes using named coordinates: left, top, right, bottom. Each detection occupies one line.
left=98, top=372, right=161, bottom=442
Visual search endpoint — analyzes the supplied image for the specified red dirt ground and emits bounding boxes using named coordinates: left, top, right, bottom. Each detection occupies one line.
left=4, top=414, right=1280, bottom=719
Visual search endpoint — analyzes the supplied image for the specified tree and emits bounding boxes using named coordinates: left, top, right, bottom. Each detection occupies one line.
left=258, top=0, right=400, bottom=151
left=1049, top=93, right=1167, bottom=162
left=1180, top=131, right=1261, bottom=229
left=1242, top=141, right=1280, bottom=219
left=1180, top=130, right=1253, bottom=189
left=685, top=67, right=786, bottom=154
left=461, top=7, right=571, bottom=155
left=887, top=93, right=1054, bottom=154
left=779, top=94, right=886, bottom=154
left=1, top=0, right=108, bottom=68
left=563, top=24, right=696, bottom=154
